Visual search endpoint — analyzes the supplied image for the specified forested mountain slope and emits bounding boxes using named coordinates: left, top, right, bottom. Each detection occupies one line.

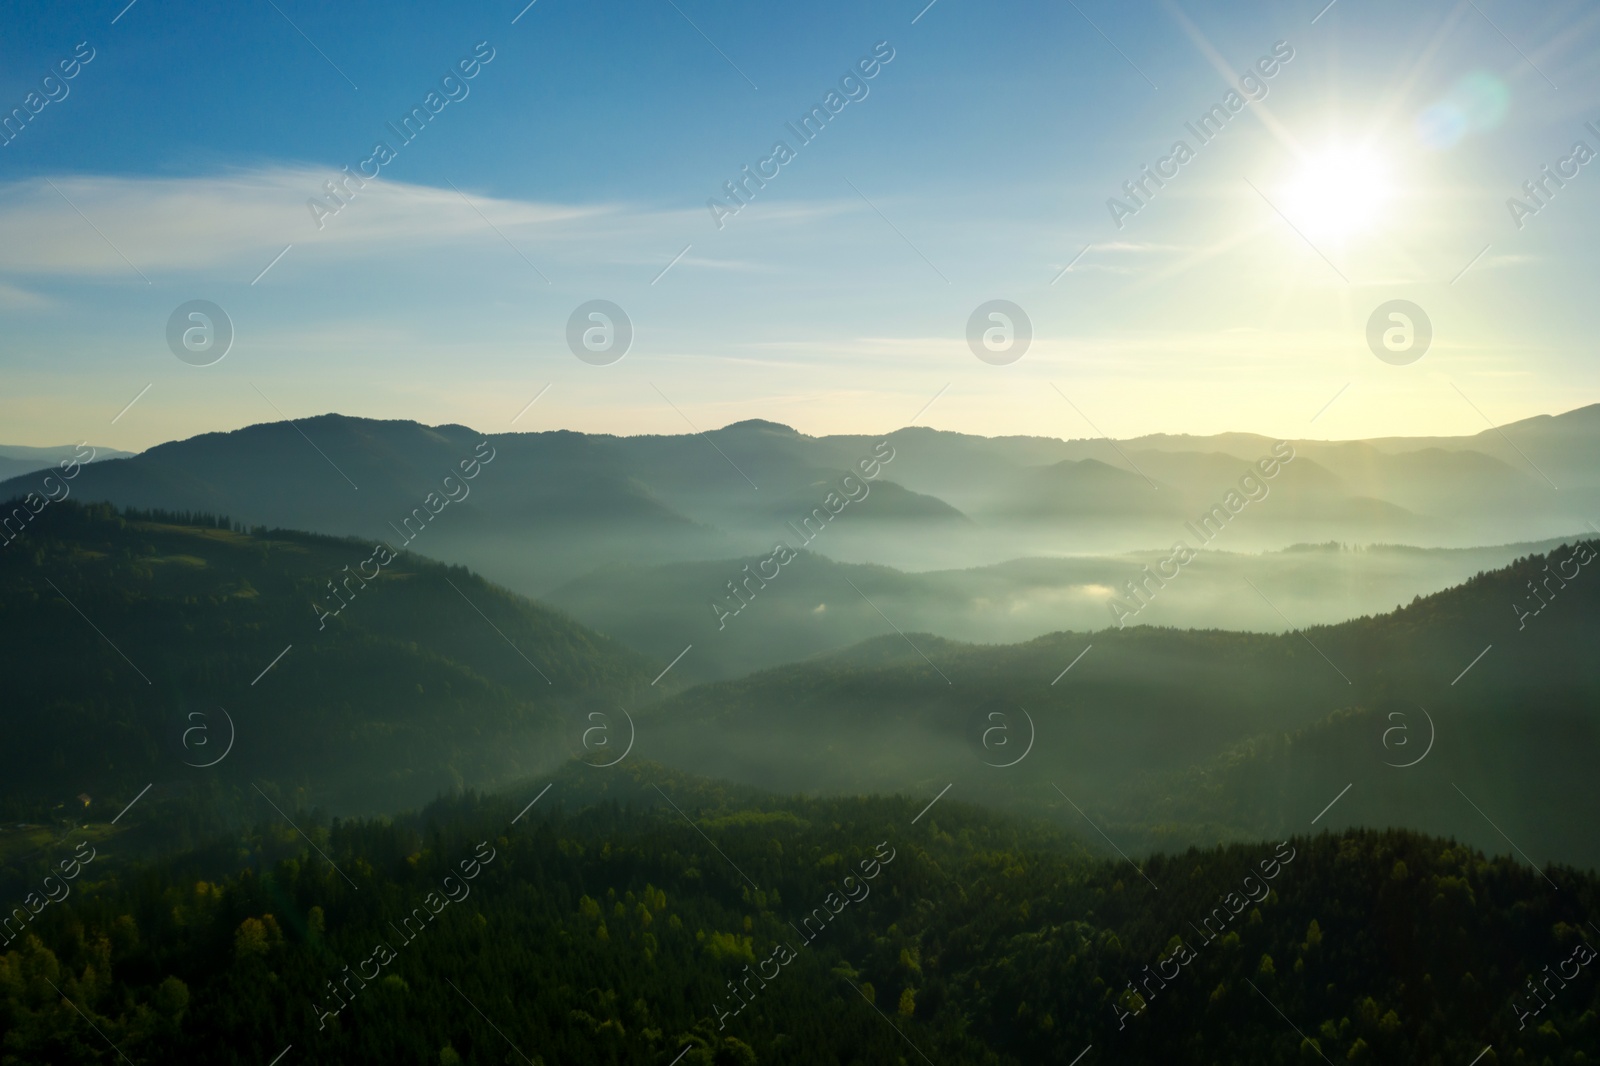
left=0, top=502, right=654, bottom=821
left=0, top=763, right=1593, bottom=1064
left=639, top=540, right=1600, bottom=867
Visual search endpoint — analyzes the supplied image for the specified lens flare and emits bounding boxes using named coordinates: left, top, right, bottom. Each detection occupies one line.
left=1418, top=72, right=1509, bottom=149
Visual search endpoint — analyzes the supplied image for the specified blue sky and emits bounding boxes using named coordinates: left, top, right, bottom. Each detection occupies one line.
left=2, top=0, right=1599, bottom=449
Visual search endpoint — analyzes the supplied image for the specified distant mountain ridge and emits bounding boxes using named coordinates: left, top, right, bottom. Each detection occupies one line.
left=2, top=405, right=1595, bottom=599
left=0, top=442, right=134, bottom=483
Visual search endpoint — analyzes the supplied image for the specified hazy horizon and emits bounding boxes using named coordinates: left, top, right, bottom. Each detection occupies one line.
left=7, top=397, right=1600, bottom=454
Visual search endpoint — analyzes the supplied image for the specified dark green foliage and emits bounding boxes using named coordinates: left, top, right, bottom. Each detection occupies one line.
left=1, top=765, right=1596, bottom=1064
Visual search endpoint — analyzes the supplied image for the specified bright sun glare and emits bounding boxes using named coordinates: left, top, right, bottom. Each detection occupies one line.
left=1280, top=146, right=1392, bottom=242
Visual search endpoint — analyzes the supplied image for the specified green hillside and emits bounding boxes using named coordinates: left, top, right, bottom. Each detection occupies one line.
left=0, top=763, right=1593, bottom=1064
left=0, top=501, right=657, bottom=824
left=634, top=540, right=1600, bottom=867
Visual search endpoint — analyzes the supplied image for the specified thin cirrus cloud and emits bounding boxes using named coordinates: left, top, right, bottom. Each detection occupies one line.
left=0, top=280, right=54, bottom=309
left=0, top=166, right=897, bottom=290
left=0, top=167, right=634, bottom=279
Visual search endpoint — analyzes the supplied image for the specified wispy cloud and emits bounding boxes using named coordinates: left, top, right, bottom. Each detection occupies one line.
left=1093, top=241, right=1195, bottom=253
left=0, top=281, right=54, bottom=309
left=0, top=168, right=631, bottom=278
left=0, top=168, right=889, bottom=284
left=1479, top=252, right=1538, bottom=271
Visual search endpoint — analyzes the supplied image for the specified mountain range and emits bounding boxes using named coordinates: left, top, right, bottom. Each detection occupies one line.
left=3, top=406, right=1595, bottom=593
left=0, top=443, right=133, bottom=483
left=7, top=407, right=1595, bottom=681
left=5, top=500, right=1597, bottom=872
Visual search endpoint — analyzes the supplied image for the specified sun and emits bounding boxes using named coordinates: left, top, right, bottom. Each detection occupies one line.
left=1279, top=145, right=1392, bottom=242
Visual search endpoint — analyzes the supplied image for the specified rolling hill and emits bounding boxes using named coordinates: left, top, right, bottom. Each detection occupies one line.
left=0, top=501, right=658, bottom=821
left=629, top=540, right=1600, bottom=868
